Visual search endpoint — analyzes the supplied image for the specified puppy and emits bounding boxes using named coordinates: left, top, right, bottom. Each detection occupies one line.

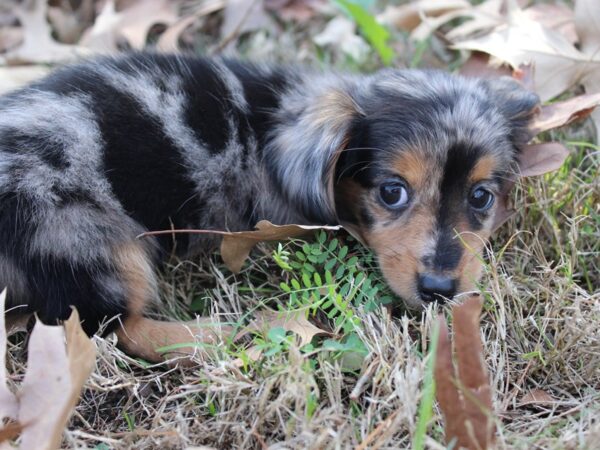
left=0, top=52, right=538, bottom=361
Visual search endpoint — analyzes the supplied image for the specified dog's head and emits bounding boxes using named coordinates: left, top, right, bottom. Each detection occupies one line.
left=269, top=70, right=540, bottom=308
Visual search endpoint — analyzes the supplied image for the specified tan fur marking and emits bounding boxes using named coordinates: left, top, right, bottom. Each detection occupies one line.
left=115, top=316, right=227, bottom=364
left=469, top=155, right=497, bottom=183
left=391, top=150, right=430, bottom=189
left=365, top=207, right=436, bottom=307
left=311, top=90, right=359, bottom=130
left=112, top=242, right=230, bottom=364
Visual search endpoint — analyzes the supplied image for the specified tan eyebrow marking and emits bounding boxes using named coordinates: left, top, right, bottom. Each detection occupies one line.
left=391, top=150, right=431, bottom=189
left=469, top=155, right=498, bottom=183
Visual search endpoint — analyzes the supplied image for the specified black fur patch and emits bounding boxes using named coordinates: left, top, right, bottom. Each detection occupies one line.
left=96, top=84, right=203, bottom=252
left=433, top=143, right=482, bottom=271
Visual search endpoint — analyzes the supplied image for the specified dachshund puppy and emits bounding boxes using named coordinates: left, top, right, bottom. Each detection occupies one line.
left=0, top=53, right=538, bottom=361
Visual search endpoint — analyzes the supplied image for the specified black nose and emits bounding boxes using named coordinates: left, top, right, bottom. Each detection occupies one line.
left=418, top=274, right=457, bottom=303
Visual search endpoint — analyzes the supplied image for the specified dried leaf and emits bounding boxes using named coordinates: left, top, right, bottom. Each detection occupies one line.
left=0, top=422, right=22, bottom=444
left=139, top=221, right=341, bottom=273
left=459, top=52, right=512, bottom=79
left=434, top=296, right=496, bottom=449
left=80, top=0, right=178, bottom=51
left=523, top=3, right=577, bottom=44
left=529, top=93, right=600, bottom=135
left=248, top=310, right=331, bottom=347
left=0, top=26, right=23, bottom=53
left=265, top=0, right=325, bottom=23
left=157, top=1, right=227, bottom=52
left=433, top=315, right=464, bottom=442
left=575, top=0, right=600, bottom=133
left=231, top=345, right=263, bottom=367
left=220, top=0, right=275, bottom=51
left=452, top=7, right=599, bottom=102
left=0, top=290, right=96, bottom=450
left=518, top=143, right=570, bottom=178
left=378, top=0, right=471, bottom=32
left=221, top=221, right=340, bottom=273
left=520, top=388, right=555, bottom=406
left=1, top=0, right=87, bottom=65
left=575, top=0, right=600, bottom=57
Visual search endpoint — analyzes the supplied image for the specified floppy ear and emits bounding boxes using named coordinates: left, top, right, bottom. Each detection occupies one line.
left=485, top=79, right=571, bottom=231
left=267, top=87, right=363, bottom=224
left=484, top=76, right=541, bottom=147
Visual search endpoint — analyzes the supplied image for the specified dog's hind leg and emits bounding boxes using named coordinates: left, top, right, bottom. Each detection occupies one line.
left=112, top=242, right=230, bottom=364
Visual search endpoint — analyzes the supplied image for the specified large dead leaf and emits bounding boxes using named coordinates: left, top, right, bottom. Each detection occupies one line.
left=80, top=0, right=179, bottom=51
left=140, top=221, right=341, bottom=273
left=453, top=7, right=595, bottom=102
left=530, top=92, right=600, bottom=135
left=0, top=290, right=96, bottom=449
left=519, top=388, right=555, bottom=407
left=451, top=0, right=600, bottom=133
left=0, top=0, right=87, bottom=65
left=517, top=143, right=570, bottom=177
left=434, top=296, right=496, bottom=449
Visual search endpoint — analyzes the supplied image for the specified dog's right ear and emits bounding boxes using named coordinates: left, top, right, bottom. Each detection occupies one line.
left=484, top=77, right=541, bottom=148
left=266, top=84, right=365, bottom=224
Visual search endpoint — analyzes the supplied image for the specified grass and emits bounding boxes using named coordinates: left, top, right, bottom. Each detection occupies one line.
left=3, top=1, right=600, bottom=449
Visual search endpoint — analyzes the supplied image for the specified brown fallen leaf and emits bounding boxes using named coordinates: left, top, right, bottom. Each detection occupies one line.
left=139, top=221, right=341, bottom=273
left=265, top=0, right=326, bottom=23
left=245, top=309, right=331, bottom=347
left=378, top=0, right=471, bottom=32
left=520, top=388, right=555, bottom=407
left=232, top=309, right=330, bottom=367
left=0, top=421, right=23, bottom=444
left=530, top=93, right=600, bottom=135
left=0, top=290, right=96, bottom=450
left=459, top=52, right=513, bottom=79
left=219, top=0, right=276, bottom=52
left=523, top=3, right=577, bottom=45
left=452, top=2, right=600, bottom=104
left=517, top=143, right=570, bottom=178
left=80, top=0, right=178, bottom=51
left=435, top=296, right=496, bottom=450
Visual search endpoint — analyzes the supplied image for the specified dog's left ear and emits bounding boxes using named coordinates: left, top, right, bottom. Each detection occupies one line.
left=268, top=86, right=364, bottom=224
left=484, top=76, right=541, bottom=148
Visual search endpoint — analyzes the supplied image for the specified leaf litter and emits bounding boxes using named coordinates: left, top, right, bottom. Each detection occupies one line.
left=0, top=289, right=96, bottom=449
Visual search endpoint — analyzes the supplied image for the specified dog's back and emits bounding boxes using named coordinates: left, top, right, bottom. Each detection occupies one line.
left=0, top=52, right=539, bottom=360
left=0, top=53, right=297, bottom=337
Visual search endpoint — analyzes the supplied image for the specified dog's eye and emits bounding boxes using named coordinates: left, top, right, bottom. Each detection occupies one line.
left=379, top=180, right=409, bottom=209
left=469, top=186, right=494, bottom=211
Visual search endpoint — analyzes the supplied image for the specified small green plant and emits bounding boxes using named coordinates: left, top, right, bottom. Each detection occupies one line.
left=275, top=232, right=393, bottom=332
left=262, top=231, right=396, bottom=369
